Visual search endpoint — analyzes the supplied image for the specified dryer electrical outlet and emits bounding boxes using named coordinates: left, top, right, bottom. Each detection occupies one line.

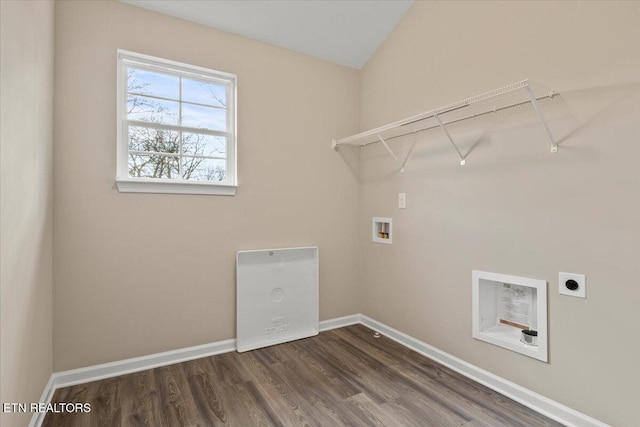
left=559, top=272, right=586, bottom=298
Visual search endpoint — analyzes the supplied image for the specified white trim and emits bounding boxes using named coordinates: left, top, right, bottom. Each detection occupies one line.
left=118, top=49, right=237, bottom=82
left=125, top=119, right=231, bottom=137
left=30, top=338, right=236, bottom=426
left=31, top=314, right=607, bottom=427
left=319, top=314, right=361, bottom=331
left=116, top=179, right=237, bottom=195
left=116, top=49, right=238, bottom=193
left=359, top=315, right=608, bottom=427
left=28, top=375, right=56, bottom=427
left=54, top=338, right=236, bottom=390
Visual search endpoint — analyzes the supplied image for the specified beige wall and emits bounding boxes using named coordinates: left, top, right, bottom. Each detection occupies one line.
left=358, top=1, right=640, bottom=425
left=53, top=0, right=360, bottom=371
left=0, top=1, right=55, bottom=426
left=11, top=1, right=635, bottom=424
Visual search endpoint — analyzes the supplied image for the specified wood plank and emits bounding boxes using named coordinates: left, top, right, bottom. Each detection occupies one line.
left=122, top=370, right=165, bottom=427
left=44, top=325, right=564, bottom=427
left=154, top=363, right=200, bottom=426
left=345, top=393, right=403, bottom=427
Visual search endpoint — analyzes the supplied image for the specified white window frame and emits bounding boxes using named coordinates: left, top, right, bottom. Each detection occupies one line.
left=116, top=49, right=237, bottom=195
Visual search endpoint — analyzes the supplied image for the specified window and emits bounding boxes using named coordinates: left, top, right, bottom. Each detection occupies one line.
left=116, top=50, right=237, bottom=195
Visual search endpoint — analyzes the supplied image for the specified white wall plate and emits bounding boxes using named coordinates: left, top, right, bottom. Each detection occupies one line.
left=559, top=272, right=586, bottom=298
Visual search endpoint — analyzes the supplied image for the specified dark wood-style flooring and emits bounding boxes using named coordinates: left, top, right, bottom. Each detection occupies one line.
left=43, top=325, right=563, bottom=426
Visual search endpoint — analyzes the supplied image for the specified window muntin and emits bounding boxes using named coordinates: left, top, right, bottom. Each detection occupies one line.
left=117, top=50, right=237, bottom=194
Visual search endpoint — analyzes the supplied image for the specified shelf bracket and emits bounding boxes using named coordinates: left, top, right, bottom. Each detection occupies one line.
left=524, top=84, right=558, bottom=153
left=378, top=134, right=405, bottom=172
left=434, top=114, right=466, bottom=165
left=400, top=131, right=418, bottom=170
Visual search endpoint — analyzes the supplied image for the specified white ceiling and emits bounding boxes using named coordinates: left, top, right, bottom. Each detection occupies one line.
left=119, top=0, right=414, bottom=69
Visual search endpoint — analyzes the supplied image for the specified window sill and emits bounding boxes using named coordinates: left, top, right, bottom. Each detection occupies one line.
left=116, top=178, right=237, bottom=196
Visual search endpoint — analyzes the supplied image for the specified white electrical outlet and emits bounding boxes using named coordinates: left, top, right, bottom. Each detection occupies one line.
left=559, top=272, right=586, bottom=298
left=398, top=193, right=406, bottom=209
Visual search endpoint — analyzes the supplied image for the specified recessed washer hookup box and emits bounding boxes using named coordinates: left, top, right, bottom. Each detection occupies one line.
left=472, top=270, right=548, bottom=362
left=236, top=246, right=319, bottom=352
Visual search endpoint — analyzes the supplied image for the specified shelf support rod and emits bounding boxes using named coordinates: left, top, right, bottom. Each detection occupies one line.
left=434, top=114, right=466, bottom=165
left=377, top=134, right=405, bottom=172
left=524, top=84, right=558, bottom=153
left=400, top=131, right=418, bottom=170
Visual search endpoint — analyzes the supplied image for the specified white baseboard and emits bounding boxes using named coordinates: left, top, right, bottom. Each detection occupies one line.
left=319, top=314, right=361, bottom=331
left=53, top=338, right=237, bottom=390
left=30, top=315, right=360, bottom=426
left=359, top=315, right=608, bottom=427
left=30, top=338, right=236, bottom=427
left=28, top=375, right=56, bottom=427
left=32, top=313, right=607, bottom=427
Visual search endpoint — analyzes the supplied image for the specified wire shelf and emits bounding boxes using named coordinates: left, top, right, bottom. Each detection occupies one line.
left=332, top=80, right=558, bottom=159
